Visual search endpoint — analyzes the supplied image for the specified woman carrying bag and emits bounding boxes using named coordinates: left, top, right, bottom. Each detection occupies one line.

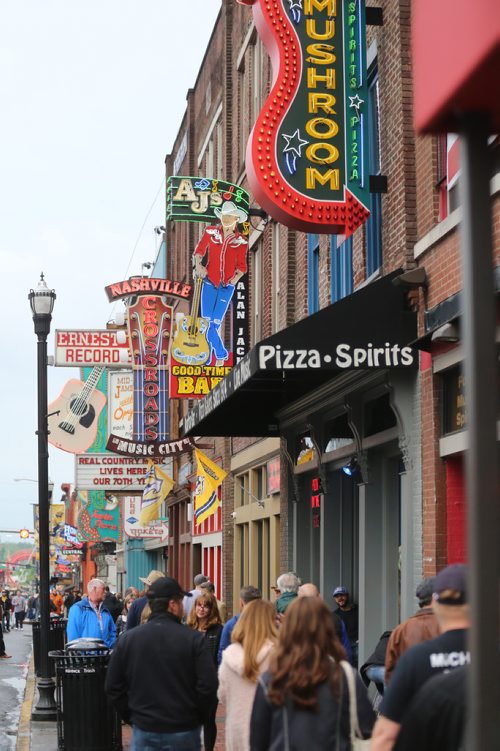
left=219, top=599, right=278, bottom=750
left=250, top=597, right=375, bottom=750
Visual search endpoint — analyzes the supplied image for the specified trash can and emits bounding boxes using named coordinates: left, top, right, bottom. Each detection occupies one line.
left=32, top=618, right=67, bottom=677
left=50, top=639, right=122, bottom=751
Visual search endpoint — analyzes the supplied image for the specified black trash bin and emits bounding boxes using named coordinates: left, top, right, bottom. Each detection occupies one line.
left=50, top=639, right=122, bottom=751
left=32, top=617, right=67, bottom=677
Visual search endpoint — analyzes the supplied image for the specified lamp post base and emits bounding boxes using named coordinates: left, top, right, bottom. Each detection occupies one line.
left=31, top=677, right=57, bottom=721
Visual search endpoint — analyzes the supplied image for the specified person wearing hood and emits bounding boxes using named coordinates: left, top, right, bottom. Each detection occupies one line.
left=218, top=599, right=278, bottom=750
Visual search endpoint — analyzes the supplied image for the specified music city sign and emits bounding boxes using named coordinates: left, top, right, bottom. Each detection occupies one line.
left=244, top=0, right=370, bottom=236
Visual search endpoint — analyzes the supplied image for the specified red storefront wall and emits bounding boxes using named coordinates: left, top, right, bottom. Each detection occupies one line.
left=445, top=455, right=467, bottom=563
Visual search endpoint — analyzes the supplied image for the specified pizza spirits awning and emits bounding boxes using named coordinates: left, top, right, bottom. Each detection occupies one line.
left=183, top=272, right=417, bottom=438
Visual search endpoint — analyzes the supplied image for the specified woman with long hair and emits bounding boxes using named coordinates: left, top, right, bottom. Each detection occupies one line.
left=115, top=593, right=136, bottom=638
left=219, top=599, right=278, bottom=751
left=186, top=591, right=223, bottom=751
left=250, top=597, right=375, bottom=750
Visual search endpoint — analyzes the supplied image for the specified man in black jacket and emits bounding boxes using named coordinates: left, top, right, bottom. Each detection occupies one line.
left=105, top=576, right=217, bottom=750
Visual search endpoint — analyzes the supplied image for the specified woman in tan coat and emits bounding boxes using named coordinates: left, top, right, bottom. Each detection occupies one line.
left=218, top=599, right=278, bottom=751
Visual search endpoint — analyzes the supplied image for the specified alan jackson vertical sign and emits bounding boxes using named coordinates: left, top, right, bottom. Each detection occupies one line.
left=242, top=0, right=370, bottom=236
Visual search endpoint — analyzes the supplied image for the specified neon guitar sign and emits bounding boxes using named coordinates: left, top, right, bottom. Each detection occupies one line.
left=244, top=0, right=370, bottom=236
left=47, top=367, right=106, bottom=454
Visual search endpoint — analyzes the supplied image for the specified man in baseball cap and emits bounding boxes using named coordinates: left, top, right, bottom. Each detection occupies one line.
left=183, top=573, right=210, bottom=620
left=384, top=577, right=439, bottom=684
left=332, top=586, right=359, bottom=666
left=372, top=564, right=470, bottom=750
left=127, top=570, right=165, bottom=630
left=106, top=577, right=217, bottom=749
left=433, top=563, right=467, bottom=604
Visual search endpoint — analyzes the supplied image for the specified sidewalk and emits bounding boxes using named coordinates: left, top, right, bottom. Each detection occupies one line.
left=17, top=653, right=225, bottom=750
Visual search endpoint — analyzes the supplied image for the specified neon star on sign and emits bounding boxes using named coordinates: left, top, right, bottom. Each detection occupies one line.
left=245, top=0, right=371, bottom=237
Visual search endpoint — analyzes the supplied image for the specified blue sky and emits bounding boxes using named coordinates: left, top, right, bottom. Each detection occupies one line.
left=0, top=0, right=221, bottom=536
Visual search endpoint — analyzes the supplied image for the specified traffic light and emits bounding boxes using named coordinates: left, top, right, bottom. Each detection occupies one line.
left=19, top=528, right=30, bottom=539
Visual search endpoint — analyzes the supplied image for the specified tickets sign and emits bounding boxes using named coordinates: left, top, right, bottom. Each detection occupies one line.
left=245, top=0, right=370, bottom=236
left=123, top=496, right=169, bottom=544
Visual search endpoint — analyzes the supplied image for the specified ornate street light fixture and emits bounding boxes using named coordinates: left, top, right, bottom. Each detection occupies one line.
left=28, top=273, right=57, bottom=720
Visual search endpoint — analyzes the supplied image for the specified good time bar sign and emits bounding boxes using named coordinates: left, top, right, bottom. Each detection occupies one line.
left=245, top=0, right=370, bottom=236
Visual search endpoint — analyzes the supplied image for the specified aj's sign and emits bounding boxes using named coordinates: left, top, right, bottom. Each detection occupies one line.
left=245, top=0, right=370, bottom=236
left=167, top=176, right=250, bottom=228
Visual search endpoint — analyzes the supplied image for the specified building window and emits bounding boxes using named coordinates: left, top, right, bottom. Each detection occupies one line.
left=366, top=69, right=382, bottom=276
left=205, top=79, right=212, bottom=115
left=307, top=234, right=319, bottom=314
left=206, top=138, right=214, bottom=181
left=271, top=222, right=281, bottom=332
left=252, top=36, right=264, bottom=124
left=238, top=56, right=250, bottom=167
left=436, top=134, right=448, bottom=221
left=216, top=122, right=223, bottom=179
left=330, top=235, right=353, bottom=302
left=235, top=472, right=249, bottom=507
left=436, top=134, right=461, bottom=221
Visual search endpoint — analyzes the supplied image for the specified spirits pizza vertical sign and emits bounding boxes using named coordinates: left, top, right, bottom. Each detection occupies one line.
left=245, top=0, right=370, bottom=236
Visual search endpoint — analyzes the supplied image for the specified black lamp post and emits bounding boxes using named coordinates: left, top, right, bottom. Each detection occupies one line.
left=29, top=273, right=57, bottom=721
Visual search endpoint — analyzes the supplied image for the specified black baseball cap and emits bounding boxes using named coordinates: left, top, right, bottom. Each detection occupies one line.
left=434, top=564, right=467, bottom=604
left=416, top=577, right=435, bottom=605
left=148, top=577, right=191, bottom=600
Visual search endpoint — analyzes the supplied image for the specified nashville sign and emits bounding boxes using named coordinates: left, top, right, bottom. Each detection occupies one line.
left=245, top=0, right=370, bottom=236
left=105, top=277, right=191, bottom=303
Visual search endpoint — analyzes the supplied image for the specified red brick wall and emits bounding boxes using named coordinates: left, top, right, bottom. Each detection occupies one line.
left=420, top=353, right=448, bottom=575
left=445, top=456, right=467, bottom=564
left=415, top=135, right=441, bottom=238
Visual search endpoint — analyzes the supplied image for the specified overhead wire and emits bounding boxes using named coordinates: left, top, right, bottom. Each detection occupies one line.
left=109, top=175, right=165, bottom=322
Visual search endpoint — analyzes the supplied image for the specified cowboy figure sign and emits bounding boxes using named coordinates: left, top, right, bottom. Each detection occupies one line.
left=193, top=201, right=249, bottom=363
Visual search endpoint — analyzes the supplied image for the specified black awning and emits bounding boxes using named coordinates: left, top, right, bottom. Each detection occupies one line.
left=183, top=272, right=417, bottom=437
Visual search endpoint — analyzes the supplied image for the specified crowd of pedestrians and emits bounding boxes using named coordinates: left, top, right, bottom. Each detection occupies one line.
left=0, top=562, right=468, bottom=749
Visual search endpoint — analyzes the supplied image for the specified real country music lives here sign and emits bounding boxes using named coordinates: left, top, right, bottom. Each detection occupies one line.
left=245, top=0, right=370, bottom=236
left=166, top=176, right=251, bottom=400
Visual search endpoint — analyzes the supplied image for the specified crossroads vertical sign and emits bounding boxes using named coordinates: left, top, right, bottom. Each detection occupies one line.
left=245, top=0, right=370, bottom=236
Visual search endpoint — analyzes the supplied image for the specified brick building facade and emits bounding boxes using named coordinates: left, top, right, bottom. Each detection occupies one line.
left=160, top=0, right=499, bottom=654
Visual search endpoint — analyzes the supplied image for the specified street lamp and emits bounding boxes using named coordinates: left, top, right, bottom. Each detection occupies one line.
left=29, top=273, right=57, bottom=721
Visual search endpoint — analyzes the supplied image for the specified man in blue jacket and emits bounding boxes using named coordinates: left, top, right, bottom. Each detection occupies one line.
left=67, top=578, right=116, bottom=648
